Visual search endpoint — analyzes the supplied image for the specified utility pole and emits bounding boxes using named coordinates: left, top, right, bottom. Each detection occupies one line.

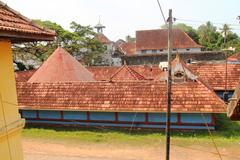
left=223, top=38, right=228, bottom=102
left=222, top=25, right=228, bottom=102
left=166, top=9, right=173, bottom=160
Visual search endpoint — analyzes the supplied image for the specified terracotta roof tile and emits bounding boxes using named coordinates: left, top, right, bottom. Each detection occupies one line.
left=28, top=47, right=95, bottom=82
left=15, top=62, right=240, bottom=91
left=96, top=33, right=111, bottom=44
left=15, top=69, right=36, bottom=82
left=88, top=65, right=160, bottom=81
left=188, top=63, right=240, bottom=90
left=136, top=29, right=202, bottom=51
left=109, top=65, right=147, bottom=81
left=117, top=42, right=136, bottom=55
left=228, top=52, right=240, bottom=62
left=0, top=1, right=55, bottom=42
left=17, top=81, right=226, bottom=113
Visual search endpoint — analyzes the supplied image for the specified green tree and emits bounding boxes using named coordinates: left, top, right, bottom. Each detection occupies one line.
left=197, top=21, right=221, bottom=50
left=13, top=20, right=106, bottom=70
left=161, top=23, right=199, bottom=43
left=220, top=24, right=231, bottom=48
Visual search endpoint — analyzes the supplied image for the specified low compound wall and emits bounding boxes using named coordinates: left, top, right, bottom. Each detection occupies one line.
left=20, top=110, right=215, bottom=130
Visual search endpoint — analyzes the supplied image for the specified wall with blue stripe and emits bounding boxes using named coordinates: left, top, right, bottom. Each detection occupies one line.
left=20, top=110, right=214, bottom=130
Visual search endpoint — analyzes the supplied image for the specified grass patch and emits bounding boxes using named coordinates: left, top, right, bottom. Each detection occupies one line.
left=22, top=114, right=240, bottom=146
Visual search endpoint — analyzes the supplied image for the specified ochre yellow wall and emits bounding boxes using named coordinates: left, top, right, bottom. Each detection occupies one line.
left=0, top=40, right=24, bottom=160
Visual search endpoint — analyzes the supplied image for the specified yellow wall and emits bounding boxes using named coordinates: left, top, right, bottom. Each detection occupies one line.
left=0, top=40, right=24, bottom=160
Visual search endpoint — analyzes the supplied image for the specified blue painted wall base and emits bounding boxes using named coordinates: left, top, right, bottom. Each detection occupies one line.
left=20, top=110, right=215, bottom=130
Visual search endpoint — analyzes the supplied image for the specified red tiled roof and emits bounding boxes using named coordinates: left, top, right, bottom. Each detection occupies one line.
left=15, top=65, right=161, bottom=82
left=117, top=42, right=136, bottom=55
left=15, top=62, right=240, bottom=91
left=28, top=47, right=95, bottom=82
left=109, top=65, right=147, bottom=81
left=96, top=33, right=111, bottom=44
left=188, top=63, right=240, bottom=90
left=17, top=81, right=226, bottom=113
left=136, top=29, right=202, bottom=51
left=228, top=52, right=240, bottom=62
left=0, top=1, right=55, bottom=42
left=88, top=65, right=161, bottom=81
left=15, top=70, right=36, bottom=82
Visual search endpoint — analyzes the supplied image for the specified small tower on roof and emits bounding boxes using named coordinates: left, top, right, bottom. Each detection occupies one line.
left=94, top=16, right=105, bottom=33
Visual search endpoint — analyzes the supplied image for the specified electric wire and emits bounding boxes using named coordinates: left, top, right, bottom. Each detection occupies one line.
left=13, top=74, right=230, bottom=160
left=0, top=94, right=13, bottom=160
left=170, top=143, right=240, bottom=159
left=24, top=117, right=240, bottom=159
left=156, top=0, right=167, bottom=24
left=176, top=18, right=240, bottom=26
left=200, top=113, right=223, bottom=160
left=129, top=112, right=138, bottom=133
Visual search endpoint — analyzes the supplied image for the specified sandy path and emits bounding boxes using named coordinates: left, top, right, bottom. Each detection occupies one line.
left=22, top=138, right=240, bottom=160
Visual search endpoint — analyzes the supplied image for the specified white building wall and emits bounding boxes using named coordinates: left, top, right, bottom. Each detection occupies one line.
left=138, top=48, right=201, bottom=54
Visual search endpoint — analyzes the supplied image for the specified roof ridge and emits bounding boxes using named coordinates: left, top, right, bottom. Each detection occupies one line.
left=125, top=65, right=140, bottom=80
left=196, top=79, right=226, bottom=107
left=179, top=29, right=202, bottom=48
left=109, top=65, right=125, bottom=81
left=0, top=2, right=55, bottom=35
left=109, top=65, right=146, bottom=81
left=126, top=66, right=146, bottom=80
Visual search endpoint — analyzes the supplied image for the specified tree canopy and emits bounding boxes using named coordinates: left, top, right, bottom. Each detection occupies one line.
left=162, top=22, right=240, bottom=52
left=13, top=20, right=106, bottom=71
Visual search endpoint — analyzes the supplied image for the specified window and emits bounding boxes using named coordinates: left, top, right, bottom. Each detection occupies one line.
left=186, top=48, right=190, bottom=51
left=173, top=49, right=177, bottom=51
left=152, top=50, right=157, bottom=53
left=162, top=67, right=168, bottom=71
left=141, top=50, right=147, bottom=54
left=159, top=49, right=163, bottom=52
left=174, top=71, right=184, bottom=78
left=187, top=59, right=192, bottom=64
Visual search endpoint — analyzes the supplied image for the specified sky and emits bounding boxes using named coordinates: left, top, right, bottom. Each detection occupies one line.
left=2, top=0, right=240, bottom=41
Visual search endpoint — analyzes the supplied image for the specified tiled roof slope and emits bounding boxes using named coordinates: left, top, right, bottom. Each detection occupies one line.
left=110, top=65, right=147, bottom=81
left=15, top=70, right=36, bottom=82
left=136, top=29, right=202, bottom=51
left=15, top=65, right=160, bottom=82
left=17, top=81, right=226, bottom=113
left=117, top=42, right=136, bottom=55
left=28, top=47, right=95, bottom=82
left=96, top=33, right=111, bottom=44
left=88, top=65, right=160, bottom=81
left=188, top=63, right=240, bottom=90
left=228, top=52, right=240, bottom=62
left=15, top=63, right=240, bottom=91
left=0, top=1, right=55, bottom=42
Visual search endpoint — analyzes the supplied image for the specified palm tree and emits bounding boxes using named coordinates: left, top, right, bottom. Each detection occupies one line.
left=220, top=24, right=231, bottom=101
left=220, top=24, right=231, bottom=48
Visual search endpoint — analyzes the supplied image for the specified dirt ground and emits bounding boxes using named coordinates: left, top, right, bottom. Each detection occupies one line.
left=22, top=137, right=240, bottom=160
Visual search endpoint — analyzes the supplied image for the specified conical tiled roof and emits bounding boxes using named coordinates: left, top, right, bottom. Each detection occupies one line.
left=28, top=47, right=95, bottom=82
